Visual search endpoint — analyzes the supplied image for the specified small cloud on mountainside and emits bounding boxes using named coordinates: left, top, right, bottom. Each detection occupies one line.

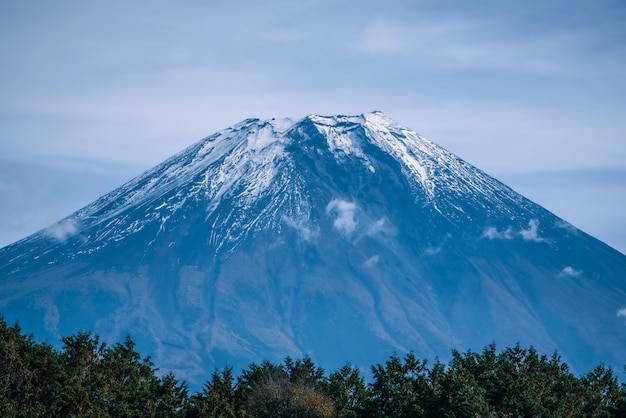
left=482, top=226, right=515, bottom=240
left=618, top=308, right=626, bottom=323
left=425, top=233, right=453, bottom=255
left=326, top=199, right=358, bottom=236
left=283, top=215, right=319, bottom=241
left=34, top=296, right=60, bottom=337
left=44, top=218, right=78, bottom=242
left=519, top=219, right=546, bottom=242
left=482, top=219, right=546, bottom=243
left=326, top=200, right=394, bottom=241
left=366, top=218, right=387, bottom=236
left=554, top=219, right=577, bottom=232
left=364, top=255, right=379, bottom=268
left=559, top=266, right=582, bottom=278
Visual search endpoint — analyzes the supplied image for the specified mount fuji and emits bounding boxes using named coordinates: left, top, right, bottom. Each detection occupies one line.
left=1, top=111, right=625, bottom=387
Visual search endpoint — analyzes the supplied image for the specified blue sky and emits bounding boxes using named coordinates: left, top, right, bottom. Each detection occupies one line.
left=1, top=0, right=625, bottom=253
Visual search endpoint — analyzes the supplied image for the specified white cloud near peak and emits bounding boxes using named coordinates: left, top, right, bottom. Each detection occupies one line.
left=283, top=215, right=319, bottom=241
left=482, top=226, right=515, bottom=240
left=45, top=218, right=78, bottom=242
left=366, top=218, right=387, bottom=236
left=559, top=266, right=582, bottom=278
left=482, top=219, right=546, bottom=243
left=364, top=255, right=379, bottom=268
left=326, top=199, right=358, bottom=236
left=519, top=219, right=546, bottom=242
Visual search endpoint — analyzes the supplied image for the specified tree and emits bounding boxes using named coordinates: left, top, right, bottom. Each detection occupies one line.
left=580, top=364, right=624, bottom=417
left=321, top=363, right=368, bottom=417
left=186, top=367, right=238, bottom=417
left=5, top=318, right=626, bottom=417
left=98, top=335, right=163, bottom=416
left=238, top=358, right=335, bottom=418
left=0, top=317, right=64, bottom=416
left=366, top=352, right=431, bottom=417
left=432, top=350, right=492, bottom=417
left=155, top=372, right=189, bottom=416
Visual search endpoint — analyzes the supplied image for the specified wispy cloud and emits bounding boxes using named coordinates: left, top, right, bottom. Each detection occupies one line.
left=425, top=233, right=452, bottom=255
left=356, top=13, right=601, bottom=76
left=364, top=255, right=379, bottom=268
left=283, top=215, right=319, bottom=241
left=45, top=218, right=78, bottom=242
left=326, top=199, right=358, bottom=236
left=365, top=217, right=388, bottom=236
left=482, top=226, right=515, bottom=240
left=34, top=296, right=60, bottom=337
left=482, top=219, right=546, bottom=242
left=559, top=266, right=582, bottom=278
left=425, top=246, right=442, bottom=255
left=519, top=219, right=546, bottom=242
left=554, top=219, right=577, bottom=232
left=618, top=308, right=626, bottom=323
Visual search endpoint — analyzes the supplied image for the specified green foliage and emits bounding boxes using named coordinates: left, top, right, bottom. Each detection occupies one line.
left=365, top=352, right=431, bottom=417
left=321, top=363, right=368, bottom=417
left=431, top=350, right=493, bottom=417
left=0, top=317, right=188, bottom=417
left=580, top=364, right=624, bottom=417
left=186, top=367, right=238, bottom=417
left=2, top=314, right=626, bottom=417
left=0, top=317, right=65, bottom=416
left=237, top=357, right=336, bottom=418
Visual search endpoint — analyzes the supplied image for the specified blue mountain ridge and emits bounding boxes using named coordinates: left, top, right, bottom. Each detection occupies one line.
left=1, top=111, right=625, bottom=388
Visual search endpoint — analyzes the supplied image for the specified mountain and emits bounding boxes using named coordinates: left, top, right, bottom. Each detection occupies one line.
left=1, top=111, right=625, bottom=387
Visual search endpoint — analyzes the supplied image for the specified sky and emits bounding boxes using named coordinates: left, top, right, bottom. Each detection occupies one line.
left=1, top=0, right=625, bottom=254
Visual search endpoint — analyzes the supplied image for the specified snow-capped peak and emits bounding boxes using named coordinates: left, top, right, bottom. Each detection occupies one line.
left=2, top=112, right=625, bottom=392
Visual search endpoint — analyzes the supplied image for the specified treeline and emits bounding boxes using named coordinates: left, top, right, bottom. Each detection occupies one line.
left=2, top=316, right=626, bottom=417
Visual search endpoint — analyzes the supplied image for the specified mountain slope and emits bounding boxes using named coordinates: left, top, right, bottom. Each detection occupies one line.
left=1, top=111, right=625, bottom=387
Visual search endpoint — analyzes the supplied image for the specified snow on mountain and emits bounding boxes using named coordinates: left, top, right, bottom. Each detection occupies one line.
left=1, top=111, right=625, bottom=388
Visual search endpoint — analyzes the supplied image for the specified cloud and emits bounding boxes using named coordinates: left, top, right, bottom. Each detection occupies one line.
left=364, top=255, right=379, bottom=268
left=559, top=266, right=582, bottom=278
left=481, top=219, right=546, bottom=242
left=365, top=217, right=388, bottom=236
left=519, top=219, right=546, bottom=242
left=482, top=226, right=515, bottom=240
left=425, top=233, right=452, bottom=255
left=325, top=200, right=395, bottom=241
left=359, top=20, right=412, bottom=54
left=425, top=246, right=442, bottom=255
left=326, top=199, right=358, bottom=236
left=45, top=218, right=78, bottom=242
left=554, top=219, right=577, bottom=232
left=618, top=308, right=626, bottom=322
left=34, top=296, right=60, bottom=337
left=356, top=13, right=592, bottom=76
left=283, top=215, right=319, bottom=241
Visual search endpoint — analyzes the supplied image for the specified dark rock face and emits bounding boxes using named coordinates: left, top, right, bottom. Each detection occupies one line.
left=2, top=112, right=625, bottom=387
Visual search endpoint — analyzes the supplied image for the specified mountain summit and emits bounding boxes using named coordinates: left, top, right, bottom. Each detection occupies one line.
left=1, top=111, right=625, bottom=386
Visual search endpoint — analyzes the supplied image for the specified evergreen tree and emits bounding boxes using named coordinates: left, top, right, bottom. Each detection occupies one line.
left=321, top=363, right=368, bottom=417
left=237, top=358, right=335, bottom=418
left=97, top=335, right=162, bottom=416
left=0, top=317, right=64, bottom=416
left=430, top=349, right=493, bottom=417
left=366, top=352, right=431, bottom=417
left=3, top=315, right=626, bottom=417
left=580, top=364, right=624, bottom=417
left=58, top=331, right=108, bottom=415
left=185, top=367, right=238, bottom=417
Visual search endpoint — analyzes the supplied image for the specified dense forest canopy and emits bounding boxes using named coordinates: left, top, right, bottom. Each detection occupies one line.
left=1, top=316, right=625, bottom=417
